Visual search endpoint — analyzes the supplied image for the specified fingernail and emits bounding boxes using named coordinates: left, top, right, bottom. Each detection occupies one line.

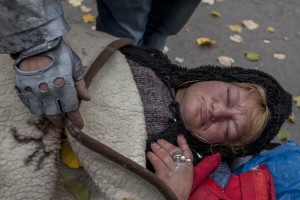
left=178, top=134, right=184, bottom=139
left=146, top=152, right=153, bottom=158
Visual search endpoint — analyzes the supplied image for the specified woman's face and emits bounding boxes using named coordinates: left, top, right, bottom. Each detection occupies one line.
left=175, top=81, right=260, bottom=144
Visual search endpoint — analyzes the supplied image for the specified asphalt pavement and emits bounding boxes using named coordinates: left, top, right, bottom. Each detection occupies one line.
left=61, top=0, right=300, bottom=143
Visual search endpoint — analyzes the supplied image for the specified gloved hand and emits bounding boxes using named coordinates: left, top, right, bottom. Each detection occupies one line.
left=14, top=37, right=90, bottom=129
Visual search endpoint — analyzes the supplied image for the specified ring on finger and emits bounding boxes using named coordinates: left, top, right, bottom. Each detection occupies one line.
left=170, top=151, right=193, bottom=163
left=170, top=151, right=185, bottom=163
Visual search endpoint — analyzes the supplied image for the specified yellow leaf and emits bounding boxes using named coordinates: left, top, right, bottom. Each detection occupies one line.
left=267, top=26, right=275, bottom=33
left=274, top=53, right=286, bottom=60
left=82, top=13, right=96, bottom=23
left=288, top=113, right=296, bottom=124
left=245, top=51, right=261, bottom=61
left=277, top=129, right=291, bottom=142
left=228, top=25, right=243, bottom=33
left=211, top=11, right=221, bottom=17
left=61, top=140, right=82, bottom=168
left=68, top=0, right=82, bottom=7
left=230, top=34, right=244, bottom=43
left=242, top=20, right=259, bottom=30
left=202, top=0, right=215, bottom=5
left=175, top=57, right=184, bottom=63
left=80, top=5, right=92, bottom=13
left=293, top=96, right=300, bottom=107
left=196, top=37, right=216, bottom=46
left=217, top=56, right=235, bottom=66
left=162, top=46, right=169, bottom=54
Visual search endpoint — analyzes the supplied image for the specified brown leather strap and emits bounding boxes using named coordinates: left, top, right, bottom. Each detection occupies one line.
left=66, top=120, right=178, bottom=200
left=66, top=38, right=178, bottom=200
left=84, top=38, right=134, bottom=88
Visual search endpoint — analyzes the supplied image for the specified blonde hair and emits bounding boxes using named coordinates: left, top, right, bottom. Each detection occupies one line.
left=223, top=82, right=270, bottom=150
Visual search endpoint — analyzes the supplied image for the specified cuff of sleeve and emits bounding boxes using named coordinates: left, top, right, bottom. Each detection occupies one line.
left=0, top=16, right=70, bottom=54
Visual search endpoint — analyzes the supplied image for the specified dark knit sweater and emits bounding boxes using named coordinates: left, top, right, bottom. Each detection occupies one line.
left=129, top=60, right=175, bottom=137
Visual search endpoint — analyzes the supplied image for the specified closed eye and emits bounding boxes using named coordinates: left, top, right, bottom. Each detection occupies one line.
left=227, top=87, right=230, bottom=107
left=225, top=87, right=231, bottom=139
left=224, top=120, right=229, bottom=139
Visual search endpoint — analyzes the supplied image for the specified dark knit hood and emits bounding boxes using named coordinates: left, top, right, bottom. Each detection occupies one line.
left=120, top=46, right=292, bottom=163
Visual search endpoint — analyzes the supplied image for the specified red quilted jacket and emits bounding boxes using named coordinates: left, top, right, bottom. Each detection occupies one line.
left=189, top=153, right=276, bottom=200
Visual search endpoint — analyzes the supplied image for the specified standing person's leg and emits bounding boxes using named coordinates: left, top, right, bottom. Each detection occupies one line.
left=143, top=0, right=201, bottom=50
left=96, top=0, right=152, bottom=45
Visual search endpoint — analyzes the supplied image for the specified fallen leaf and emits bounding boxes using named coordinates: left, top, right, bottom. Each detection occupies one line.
left=123, top=198, right=135, bottom=200
left=80, top=5, right=92, bottom=13
left=211, top=11, right=221, bottom=17
left=242, top=20, right=259, bottom=30
left=293, top=96, right=300, bottom=107
left=175, top=57, right=184, bottom=63
left=274, top=53, right=286, bottom=60
left=196, top=37, right=216, bottom=46
left=267, top=26, right=275, bottom=33
left=202, top=0, right=214, bottom=5
left=288, top=113, right=296, bottom=123
left=68, top=0, right=82, bottom=7
left=245, top=51, right=261, bottom=61
left=58, top=178, right=89, bottom=200
left=217, top=56, right=235, bottom=66
left=277, top=129, right=291, bottom=142
left=228, top=25, right=243, bottom=33
left=61, top=140, right=82, bottom=168
left=162, top=46, right=169, bottom=54
left=230, top=34, right=244, bottom=43
left=82, top=13, right=96, bottom=23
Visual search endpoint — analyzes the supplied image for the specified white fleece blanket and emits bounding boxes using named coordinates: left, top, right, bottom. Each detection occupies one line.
left=0, top=25, right=165, bottom=200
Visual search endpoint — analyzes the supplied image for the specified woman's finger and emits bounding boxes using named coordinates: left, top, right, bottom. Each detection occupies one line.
left=177, top=135, right=193, bottom=162
left=150, top=142, right=176, bottom=171
left=156, top=137, right=194, bottom=167
left=156, top=139, right=180, bottom=154
left=156, top=138, right=191, bottom=164
left=146, top=151, right=169, bottom=175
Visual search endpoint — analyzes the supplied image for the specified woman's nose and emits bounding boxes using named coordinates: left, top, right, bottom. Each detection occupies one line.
left=211, top=103, right=232, bottom=122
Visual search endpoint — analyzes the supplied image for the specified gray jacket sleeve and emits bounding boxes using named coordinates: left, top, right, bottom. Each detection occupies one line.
left=0, top=0, right=70, bottom=54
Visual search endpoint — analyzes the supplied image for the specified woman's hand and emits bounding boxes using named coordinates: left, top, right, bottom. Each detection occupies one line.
left=147, top=135, right=194, bottom=200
